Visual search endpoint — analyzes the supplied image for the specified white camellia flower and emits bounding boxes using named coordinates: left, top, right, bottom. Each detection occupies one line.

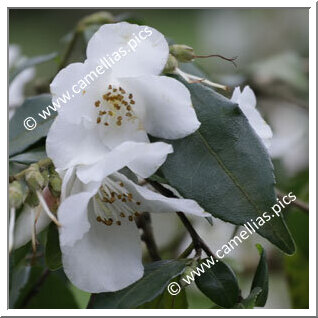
left=45, top=22, right=207, bottom=293
left=9, top=45, right=35, bottom=118
left=231, top=85, right=273, bottom=149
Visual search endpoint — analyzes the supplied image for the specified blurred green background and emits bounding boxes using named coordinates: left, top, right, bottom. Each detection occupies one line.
left=9, top=8, right=309, bottom=309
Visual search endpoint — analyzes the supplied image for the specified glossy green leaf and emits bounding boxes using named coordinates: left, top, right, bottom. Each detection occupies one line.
left=89, top=259, right=188, bottom=309
left=9, top=94, right=54, bottom=156
left=195, top=259, right=239, bottom=308
left=9, top=265, right=31, bottom=308
left=45, top=223, right=62, bottom=271
left=251, top=244, right=268, bottom=307
left=9, top=52, right=58, bottom=83
left=139, top=283, right=188, bottom=309
left=160, top=79, right=295, bottom=254
left=9, top=147, right=47, bottom=164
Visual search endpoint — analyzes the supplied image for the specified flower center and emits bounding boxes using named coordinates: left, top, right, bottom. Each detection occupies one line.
left=93, top=177, right=142, bottom=226
left=94, top=84, right=138, bottom=128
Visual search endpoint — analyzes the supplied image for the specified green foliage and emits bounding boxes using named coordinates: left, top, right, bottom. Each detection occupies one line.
left=45, top=223, right=62, bottom=271
left=139, top=284, right=188, bottom=309
left=160, top=78, right=295, bottom=255
left=89, top=259, right=188, bottom=309
left=10, top=266, right=78, bottom=309
left=9, top=52, right=58, bottom=83
left=195, top=259, right=240, bottom=308
left=9, top=147, right=47, bottom=165
left=250, top=244, right=269, bottom=307
left=238, top=287, right=263, bottom=309
left=9, top=94, right=54, bottom=156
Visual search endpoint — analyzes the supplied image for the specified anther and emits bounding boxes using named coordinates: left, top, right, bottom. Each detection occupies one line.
left=105, top=218, right=113, bottom=226
left=128, top=215, right=134, bottom=222
left=120, top=212, right=126, bottom=218
left=95, top=100, right=100, bottom=107
left=97, top=117, right=101, bottom=124
left=116, top=220, right=121, bottom=226
left=130, top=100, right=135, bottom=104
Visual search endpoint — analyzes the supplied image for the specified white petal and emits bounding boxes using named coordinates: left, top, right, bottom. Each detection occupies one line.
left=114, top=173, right=209, bottom=218
left=231, top=86, right=272, bottom=149
left=46, top=115, right=109, bottom=171
left=86, top=22, right=168, bottom=78
left=77, top=141, right=173, bottom=183
left=58, top=187, right=99, bottom=247
left=13, top=204, right=51, bottom=250
left=61, top=200, right=143, bottom=293
left=119, top=75, right=201, bottom=139
left=97, top=114, right=149, bottom=150
left=9, top=68, right=35, bottom=111
left=50, top=60, right=112, bottom=125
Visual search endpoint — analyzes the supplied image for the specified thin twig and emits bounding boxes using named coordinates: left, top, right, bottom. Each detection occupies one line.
left=136, top=212, right=161, bottom=261
left=194, top=54, right=238, bottom=68
left=276, top=190, right=309, bottom=213
left=20, top=269, right=50, bottom=308
left=146, top=179, right=215, bottom=258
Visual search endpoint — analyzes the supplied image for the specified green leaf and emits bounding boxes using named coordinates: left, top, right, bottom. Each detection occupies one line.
left=9, top=147, right=47, bottom=164
left=45, top=223, right=62, bottom=271
left=90, top=259, right=188, bottom=309
left=9, top=265, right=31, bottom=308
left=9, top=52, right=58, bottom=83
left=195, top=259, right=240, bottom=308
left=251, top=244, right=268, bottom=307
left=139, top=283, right=188, bottom=309
left=160, top=79, right=295, bottom=255
left=9, top=94, right=54, bottom=156
left=238, top=287, right=262, bottom=309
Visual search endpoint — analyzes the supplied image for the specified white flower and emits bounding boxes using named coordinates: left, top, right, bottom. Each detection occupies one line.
left=57, top=158, right=207, bottom=293
left=9, top=45, right=35, bottom=118
left=231, top=86, right=273, bottom=149
left=47, top=22, right=200, bottom=168
left=45, top=22, right=206, bottom=293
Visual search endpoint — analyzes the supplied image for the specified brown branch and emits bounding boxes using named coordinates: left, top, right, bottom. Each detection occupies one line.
left=194, top=54, right=238, bottom=68
left=276, top=190, right=309, bottom=213
left=19, top=269, right=50, bottom=308
left=146, top=179, right=214, bottom=258
left=136, top=212, right=161, bottom=261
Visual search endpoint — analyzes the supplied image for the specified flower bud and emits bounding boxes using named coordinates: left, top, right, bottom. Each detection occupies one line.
left=9, top=180, right=28, bottom=209
left=78, top=11, right=115, bottom=31
left=49, top=169, right=62, bottom=198
left=25, top=164, right=45, bottom=191
left=169, top=44, right=195, bottom=63
left=25, top=190, right=39, bottom=207
left=163, top=54, right=179, bottom=74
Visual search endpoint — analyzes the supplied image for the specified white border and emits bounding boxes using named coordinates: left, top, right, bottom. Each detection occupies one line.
left=3, top=1, right=316, bottom=316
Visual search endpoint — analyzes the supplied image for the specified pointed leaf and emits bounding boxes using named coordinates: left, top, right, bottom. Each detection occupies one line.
left=9, top=94, right=54, bottom=156
left=10, top=52, right=58, bottom=83
left=89, top=259, right=188, bottom=309
left=45, top=223, right=62, bottom=271
left=251, top=244, right=269, bottom=306
left=160, top=79, right=295, bottom=254
left=195, top=259, right=239, bottom=308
